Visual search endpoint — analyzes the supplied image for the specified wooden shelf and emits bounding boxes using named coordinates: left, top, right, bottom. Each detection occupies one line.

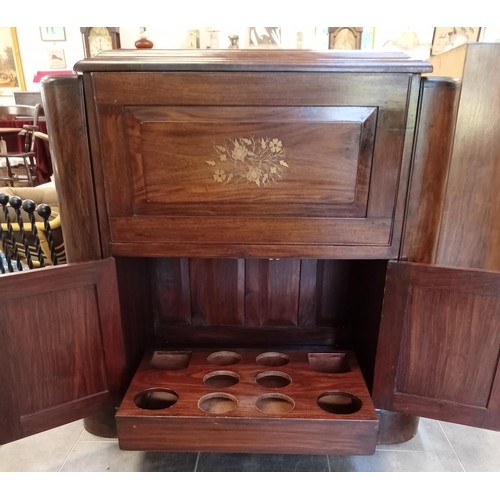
left=116, top=348, right=378, bottom=455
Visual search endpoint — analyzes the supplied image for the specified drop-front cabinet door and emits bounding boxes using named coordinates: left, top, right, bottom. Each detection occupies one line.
left=373, top=261, right=500, bottom=430
left=0, top=259, right=125, bottom=445
left=81, top=58, right=424, bottom=260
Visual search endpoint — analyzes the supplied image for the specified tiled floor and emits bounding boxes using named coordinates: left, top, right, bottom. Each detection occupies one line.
left=1, top=417, right=499, bottom=472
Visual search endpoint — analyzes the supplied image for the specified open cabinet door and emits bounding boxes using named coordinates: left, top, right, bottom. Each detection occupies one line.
left=0, top=258, right=124, bottom=445
left=373, top=261, right=500, bottom=430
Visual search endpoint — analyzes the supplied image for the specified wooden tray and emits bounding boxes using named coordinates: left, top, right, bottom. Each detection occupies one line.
left=116, top=349, right=379, bottom=455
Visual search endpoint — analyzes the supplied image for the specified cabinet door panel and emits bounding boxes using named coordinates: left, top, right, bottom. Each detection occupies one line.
left=0, top=259, right=124, bottom=444
left=90, top=71, right=418, bottom=258
left=373, top=261, right=500, bottom=429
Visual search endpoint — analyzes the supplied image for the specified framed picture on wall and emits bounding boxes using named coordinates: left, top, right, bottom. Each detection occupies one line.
left=431, top=27, right=480, bottom=55
left=40, top=27, right=66, bottom=42
left=0, top=27, right=26, bottom=95
left=248, top=28, right=281, bottom=48
left=48, top=48, right=66, bottom=69
left=328, top=28, right=363, bottom=50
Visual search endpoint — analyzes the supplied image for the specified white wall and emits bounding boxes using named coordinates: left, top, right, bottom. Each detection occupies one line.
left=2, top=25, right=499, bottom=106
left=1, top=26, right=329, bottom=105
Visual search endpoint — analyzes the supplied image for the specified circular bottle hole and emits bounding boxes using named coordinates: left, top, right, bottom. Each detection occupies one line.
left=255, top=393, right=295, bottom=414
left=207, top=351, right=242, bottom=366
left=203, top=370, right=240, bottom=388
left=198, top=392, right=238, bottom=414
left=134, top=388, right=178, bottom=410
left=256, top=370, right=292, bottom=388
left=256, top=352, right=290, bottom=367
left=317, top=392, right=362, bottom=415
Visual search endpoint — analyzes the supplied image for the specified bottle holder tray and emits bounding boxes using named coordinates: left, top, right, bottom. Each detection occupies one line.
left=116, top=349, right=379, bottom=455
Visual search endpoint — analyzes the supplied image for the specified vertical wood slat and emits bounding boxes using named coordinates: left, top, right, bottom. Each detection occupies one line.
left=244, top=259, right=261, bottom=327
left=189, top=258, right=245, bottom=326
left=259, top=259, right=301, bottom=326
left=316, top=260, right=354, bottom=325
left=151, top=258, right=355, bottom=331
left=151, top=258, right=192, bottom=325
left=298, top=259, right=318, bottom=327
left=149, top=257, right=364, bottom=337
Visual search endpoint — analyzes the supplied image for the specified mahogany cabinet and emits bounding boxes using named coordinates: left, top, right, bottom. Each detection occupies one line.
left=1, top=46, right=499, bottom=455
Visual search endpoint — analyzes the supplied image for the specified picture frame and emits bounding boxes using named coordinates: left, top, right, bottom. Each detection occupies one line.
left=431, top=27, right=480, bottom=56
left=328, top=28, right=363, bottom=50
left=40, top=27, right=66, bottom=42
left=248, top=28, right=281, bottom=48
left=48, top=47, right=66, bottom=69
left=0, top=27, right=26, bottom=95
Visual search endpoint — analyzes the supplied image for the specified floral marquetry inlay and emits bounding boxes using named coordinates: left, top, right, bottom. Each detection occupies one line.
left=206, top=137, right=290, bottom=187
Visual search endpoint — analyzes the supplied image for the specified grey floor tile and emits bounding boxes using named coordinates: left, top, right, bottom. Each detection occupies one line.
left=60, top=441, right=198, bottom=472
left=78, top=428, right=120, bottom=442
left=0, top=419, right=82, bottom=472
left=377, top=417, right=453, bottom=452
left=328, top=450, right=464, bottom=472
left=197, top=452, right=329, bottom=472
left=440, top=421, right=500, bottom=472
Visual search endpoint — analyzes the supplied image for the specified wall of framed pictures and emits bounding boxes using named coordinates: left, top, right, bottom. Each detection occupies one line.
left=1, top=25, right=498, bottom=105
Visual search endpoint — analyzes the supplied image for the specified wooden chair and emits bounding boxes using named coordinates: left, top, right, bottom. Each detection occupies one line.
left=0, top=104, right=43, bottom=187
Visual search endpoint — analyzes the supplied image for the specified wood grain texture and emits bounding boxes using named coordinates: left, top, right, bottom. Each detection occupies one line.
left=41, top=76, right=102, bottom=262
left=127, top=105, right=375, bottom=217
left=116, top=349, right=378, bottom=455
left=436, top=44, right=500, bottom=271
left=0, top=259, right=125, bottom=444
left=74, top=49, right=432, bottom=74
left=189, top=258, right=245, bottom=326
left=373, top=261, right=500, bottom=430
left=402, top=77, right=461, bottom=262
left=151, top=258, right=354, bottom=344
left=109, top=216, right=394, bottom=254
left=36, top=51, right=481, bottom=450
left=86, top=66, right=419, bottom=258
left=110, top=240, right=399, bottom=260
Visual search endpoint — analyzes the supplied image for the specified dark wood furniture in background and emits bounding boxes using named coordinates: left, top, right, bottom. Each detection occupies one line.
left=0, top=46, right=499, bottom=454
left=80, top=27, right=121, bottom=58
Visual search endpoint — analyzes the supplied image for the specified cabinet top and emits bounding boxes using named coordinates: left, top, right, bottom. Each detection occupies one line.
left=74, top=49, right=433, bottom=74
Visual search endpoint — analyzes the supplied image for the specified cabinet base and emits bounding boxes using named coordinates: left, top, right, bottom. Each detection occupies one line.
left=116, top=348, right=379, bottom=455
left=377, top=409, right=420, bottom=444
left=83, top=401, right=119, bottom=438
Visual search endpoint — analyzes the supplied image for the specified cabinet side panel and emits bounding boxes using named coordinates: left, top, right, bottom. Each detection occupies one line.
left=41, top=75, right=102, bottom=262
left=401, top=77, right=460, bottom=262
left=436, top=44, right=500, bottom=271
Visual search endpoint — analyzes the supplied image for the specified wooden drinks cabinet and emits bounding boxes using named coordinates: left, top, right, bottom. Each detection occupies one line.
left=1, top=46, right=499, bottom=455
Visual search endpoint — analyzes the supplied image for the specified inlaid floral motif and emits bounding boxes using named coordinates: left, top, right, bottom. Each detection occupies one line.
left=206, top=137, right=290, bottom=187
